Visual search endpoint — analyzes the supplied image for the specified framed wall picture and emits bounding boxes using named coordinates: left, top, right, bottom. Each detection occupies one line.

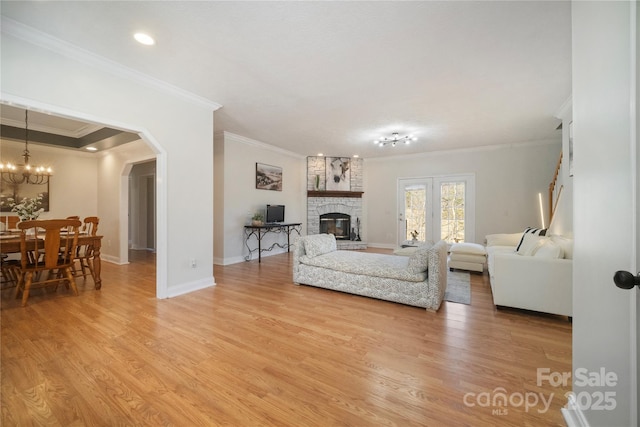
left=256, top=163, right=282, bottom=191
left=0, top=175, right=50, bottom=212
left=325, top=157, right=350, bottom=191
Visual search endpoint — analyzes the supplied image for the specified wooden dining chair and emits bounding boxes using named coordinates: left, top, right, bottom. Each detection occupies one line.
left=1, top=215, right=20, bottom=231
left=15, top=219, right=82, bottom=306
left=1, top=255, right=20, bottom=290
left=1, top=216, right=21, bottom=288
left=72, top=216, right=99, bottom=282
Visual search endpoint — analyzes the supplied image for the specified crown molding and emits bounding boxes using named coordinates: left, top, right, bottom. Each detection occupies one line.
left=366, top=138, right=562, bottom=163
left=1, top=17, right=222, bottom=111
left=221, top=131, right=306, bottom=159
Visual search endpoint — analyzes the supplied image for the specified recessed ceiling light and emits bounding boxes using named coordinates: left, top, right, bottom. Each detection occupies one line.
left=134, top=32, right=155, bottom=46
left=353, top=155, right=359, bottom=158
left=317, top=153, right=324, bottom=157
left=86, top=147, right=98, bottom=152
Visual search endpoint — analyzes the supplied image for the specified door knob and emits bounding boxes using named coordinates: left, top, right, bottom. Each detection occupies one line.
left=613, top=270, right=640, bottom=289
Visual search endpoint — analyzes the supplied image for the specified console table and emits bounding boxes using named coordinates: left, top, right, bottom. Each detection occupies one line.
left=244, top=223, right=302, bottom=262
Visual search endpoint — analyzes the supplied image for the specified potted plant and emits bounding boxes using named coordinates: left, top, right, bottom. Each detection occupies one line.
left=252, top=212, right=264, bottom=226
left=8, top=194, right=45, bottom=221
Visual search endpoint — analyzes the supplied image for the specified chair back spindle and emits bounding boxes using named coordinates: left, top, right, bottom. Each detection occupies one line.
left=71, top=216, right=100, bottom=283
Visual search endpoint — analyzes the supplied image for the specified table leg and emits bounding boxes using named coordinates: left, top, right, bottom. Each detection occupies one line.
left=92, top=241, right=102, bottom=290
left=258, top=229, right=262, bottom=263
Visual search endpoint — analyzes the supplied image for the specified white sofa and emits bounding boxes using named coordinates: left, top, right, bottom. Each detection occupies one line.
left=485, top=231, right=573, bottom=317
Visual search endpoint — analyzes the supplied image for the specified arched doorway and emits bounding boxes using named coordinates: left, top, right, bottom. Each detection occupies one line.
left=0, top=98, right=167, bottom=298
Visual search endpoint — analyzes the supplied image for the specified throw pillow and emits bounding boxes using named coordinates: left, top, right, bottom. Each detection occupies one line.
left=516, top=233, right=545, bottom=256
left=304, top=233, right=337, bottom=258
left=485, top=233, right=523, bottom=247
left=393, top=246, right=419, bottom=257
left=515, top=227, right=547, bottom=252
left=550, top=235, right=573, bottom=260
left=533, top=238, right=564, bottom=259
left=407, top=246, right=430, bottom=274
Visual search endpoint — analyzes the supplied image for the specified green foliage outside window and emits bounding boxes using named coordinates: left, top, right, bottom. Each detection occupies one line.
left=440, top=182, right=465, bottom=243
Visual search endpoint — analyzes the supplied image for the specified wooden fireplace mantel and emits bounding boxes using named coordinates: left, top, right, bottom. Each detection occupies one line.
left=307, top=191, right=364, bottom=198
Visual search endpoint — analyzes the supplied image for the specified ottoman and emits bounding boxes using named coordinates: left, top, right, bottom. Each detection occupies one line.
left=448, top=242, right=486, bottom=273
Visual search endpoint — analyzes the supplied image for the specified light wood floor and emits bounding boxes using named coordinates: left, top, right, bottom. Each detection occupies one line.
left=1, top=249, right=572, bottom=426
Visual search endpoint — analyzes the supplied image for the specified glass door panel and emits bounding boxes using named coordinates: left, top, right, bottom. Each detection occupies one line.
left=397, top=178, right=432, bottom=245
left=440, top=181, right=466, bottom=243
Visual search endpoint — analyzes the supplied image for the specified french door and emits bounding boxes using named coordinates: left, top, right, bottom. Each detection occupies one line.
left=397, top=175, right=475, bottom=246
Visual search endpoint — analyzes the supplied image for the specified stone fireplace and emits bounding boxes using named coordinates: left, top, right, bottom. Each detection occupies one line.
left=306, top=156, right=367, bottom=249
left=306, top=196, right=366, bottom=249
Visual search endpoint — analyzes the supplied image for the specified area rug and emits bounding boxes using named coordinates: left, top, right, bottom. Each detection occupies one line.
left=444, top=270, right=471, bottom=305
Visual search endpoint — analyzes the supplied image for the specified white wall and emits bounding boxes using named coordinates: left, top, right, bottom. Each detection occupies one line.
left=214, top=137, right=561, bottom=258
left=0, top=139, right=98, bottom=220
left=365, top=141, right=561, bottom=246
left=1, top=21, right=218, bottom=297
left=214, top=132, right=305, bottom=265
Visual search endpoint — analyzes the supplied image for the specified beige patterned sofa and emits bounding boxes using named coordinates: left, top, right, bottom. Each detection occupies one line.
left=292, top=234, right=448, bottom=311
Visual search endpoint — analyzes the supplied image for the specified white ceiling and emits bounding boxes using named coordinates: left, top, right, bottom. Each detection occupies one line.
left=0, top=1, right=572, bottom=158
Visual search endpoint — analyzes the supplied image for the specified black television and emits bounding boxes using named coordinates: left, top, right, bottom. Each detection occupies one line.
left=266, top=204, right=285, bottom=223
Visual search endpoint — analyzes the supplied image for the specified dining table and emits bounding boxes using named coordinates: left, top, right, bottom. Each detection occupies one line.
left=0, top=232, right=104, bottom=290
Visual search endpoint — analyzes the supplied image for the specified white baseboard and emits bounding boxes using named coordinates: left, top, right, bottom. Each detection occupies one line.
left=215, top=248, right=289, bottom=266
left=166, top=276, right=216, bottom=298
left=367, top=242, right=398, bottom=250
left=214, top=255, right=245, bottom=265
left=101, top=254, right=128, bottom=265
left=562, top=394, right=590, bottom=427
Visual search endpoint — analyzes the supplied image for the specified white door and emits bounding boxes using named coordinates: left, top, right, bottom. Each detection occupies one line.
left=636, top=134, right=639, bottom=426
left=397, top=178, right=432, bottom=245
left=635, top=3, right=639, bottom=419
left=570, top=2, right=637, bottom=425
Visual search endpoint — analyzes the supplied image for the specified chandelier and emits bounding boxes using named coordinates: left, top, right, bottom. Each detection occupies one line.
left=0, top=110, right=52, bottom=185
left=374, top=132, right=417, bottom=147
